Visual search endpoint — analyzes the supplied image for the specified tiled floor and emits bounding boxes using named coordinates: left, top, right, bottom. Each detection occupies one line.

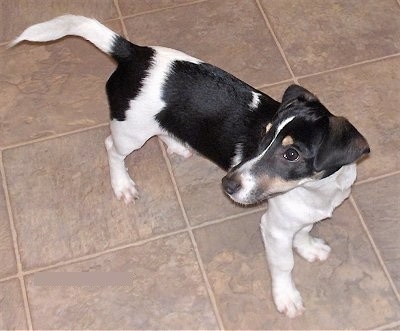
left=0, top=0, right=399, bottom=329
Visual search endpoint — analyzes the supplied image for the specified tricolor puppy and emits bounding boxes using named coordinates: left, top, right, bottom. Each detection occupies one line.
left=11, top=15, right=370, bottom=318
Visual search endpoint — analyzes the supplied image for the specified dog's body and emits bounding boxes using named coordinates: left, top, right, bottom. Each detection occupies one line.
left=11, top=15, right=369, bottom=318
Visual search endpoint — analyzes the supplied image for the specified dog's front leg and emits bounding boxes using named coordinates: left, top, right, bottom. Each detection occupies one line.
left=294, top=224, right=331, bottom=263
left=260, top=213, right=305, bottom=318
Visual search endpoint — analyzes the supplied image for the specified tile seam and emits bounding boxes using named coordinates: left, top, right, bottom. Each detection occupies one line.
left=255, top=78, right=294, bottom=91
left=349, top=196, right=400, bottom=303
left=113, top=0, right=129, bottom=39
left=118, top=0, right=209, bottom=21
left=191, top=206, right=266, bottom=231
left=297, top=52, right=400, bottom=81
left=354, top=170, right=400, bottom=186
left=0, top=152, right=33, bottom=330
left=255, top=0, right=298, bottom=84
left=157, top=138, right=225, bottom=330
left=0, top=201, right=264, bottom=281
left=0, top=123, right=109, bottom=152
left=0, top=274, right=18, bottom=284
left=372, top=319, right=400, bottom=330
left=18, top=228, right=188, bottom=276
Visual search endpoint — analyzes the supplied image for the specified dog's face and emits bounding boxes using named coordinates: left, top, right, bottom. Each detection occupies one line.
left=222, top=85, right=370, bottom=205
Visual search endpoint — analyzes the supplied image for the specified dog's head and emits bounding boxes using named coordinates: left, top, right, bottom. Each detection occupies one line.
left=222, top=84, right=370, bottom=205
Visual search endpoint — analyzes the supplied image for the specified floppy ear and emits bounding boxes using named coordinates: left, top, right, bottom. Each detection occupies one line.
left=282, top=84, right=318, bottom=104
left=314, top=116, right=370, bottom=171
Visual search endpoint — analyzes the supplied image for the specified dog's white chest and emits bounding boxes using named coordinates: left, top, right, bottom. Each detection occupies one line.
left=265, top=164, right=357, bottom=225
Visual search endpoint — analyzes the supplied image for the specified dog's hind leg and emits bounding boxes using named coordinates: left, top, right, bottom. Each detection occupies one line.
left=105, top=120, right=156, bottom=204
left=105, top=135, right=140, bottom=204
left=159, top=135, right=193, bottom=158
left=293, top=224, right=331, bottom=262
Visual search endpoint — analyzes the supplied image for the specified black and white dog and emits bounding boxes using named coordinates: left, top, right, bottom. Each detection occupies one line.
left=11, top=15, right=369, bottom=318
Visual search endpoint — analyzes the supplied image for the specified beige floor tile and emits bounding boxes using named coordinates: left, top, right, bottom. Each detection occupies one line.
left=0, top=278, right=27, bottom=330
left=260, top=82, right=294, bottom=101
left=299, top=57, right=400, bottom=181
left=118, top=0, right=198, bottom=16
left=123, top=0, right=290, bottom=87
left=3, top=128, right=185, bottom=270
left=0, top=0, right=118, bottom=43
left=353, top=174, right=400, bottom=292
left=0, top=181, right=17, bottom=278
left=25, top=233, right=218, bottom=330
left=194, top=201, right=400, bottom=329
left=260, top=0, right=400, bottom=75
left=0, top=20, right=124, bottom=148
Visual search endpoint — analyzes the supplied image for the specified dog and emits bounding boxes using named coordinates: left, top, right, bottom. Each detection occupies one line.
left=11, top=15, right=370, bottom=318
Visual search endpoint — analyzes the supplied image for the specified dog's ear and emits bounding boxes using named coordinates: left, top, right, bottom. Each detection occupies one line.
left=282, top=84, right=318, bottom=104
left=314, top=116, right=370, bottom=172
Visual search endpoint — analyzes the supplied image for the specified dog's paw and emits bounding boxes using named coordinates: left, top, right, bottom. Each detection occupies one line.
left=295, top=237, right=331, bottom=263
left=273, top=286, right=305, bottom=318
left=111, top=176, right=139, bottom=204
left=167, top=145, right=193, bottom=158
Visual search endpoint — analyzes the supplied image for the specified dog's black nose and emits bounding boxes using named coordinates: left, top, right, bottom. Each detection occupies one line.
left=222, top=176, right=241, bottom=195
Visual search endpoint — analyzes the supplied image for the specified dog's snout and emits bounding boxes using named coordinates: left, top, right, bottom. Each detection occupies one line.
left=222, top=176, right=241, bottom=195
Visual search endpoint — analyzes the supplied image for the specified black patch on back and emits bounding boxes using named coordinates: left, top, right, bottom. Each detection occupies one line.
left=156, top=61, right=280, bottom=170
left=106, top=37, right=155, bottom=121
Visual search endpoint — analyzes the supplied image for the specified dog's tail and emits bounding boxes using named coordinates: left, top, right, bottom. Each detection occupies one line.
left=9, top=15, right=134, bottom=62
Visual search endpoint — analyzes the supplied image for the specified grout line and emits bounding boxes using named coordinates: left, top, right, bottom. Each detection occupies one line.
left=18, top=228, right=188, bottom=276
left=297, top=52, right=400, bottom=81
left=0, top=274, right=18, bottom=284
left=191, top=205, right=266, bottom=231
left=349, top=196, right=400, bottom=303
left=157, top=139, right=225, bottom=330
left=373, top=320, right=400, bottom=330
left=113, top=0, right=129, bottom=39
left=0, top=152, right=33, bottom=330
left=255, top=78, right=294, bottom=91
left=118, top=0, right=209, bottom=21
left=255, top=0, right=298, bottom=84
left=355, top=170, right=400, bottom=186
left=0, top=1, right=209, bottom=47
left=1, top=123, right=108, bottom=151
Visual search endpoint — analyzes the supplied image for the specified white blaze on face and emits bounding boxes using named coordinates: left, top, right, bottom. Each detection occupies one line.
left=229, top=116, right=296, bottom=203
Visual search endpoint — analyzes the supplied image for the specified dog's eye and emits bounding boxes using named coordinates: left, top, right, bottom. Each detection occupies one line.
left=283, top=148, right=299, bottom=161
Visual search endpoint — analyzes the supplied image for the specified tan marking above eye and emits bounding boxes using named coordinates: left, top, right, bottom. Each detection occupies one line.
left=282, top=135, right=294, bottom=146
left=266, top=123, right=272, bottom=133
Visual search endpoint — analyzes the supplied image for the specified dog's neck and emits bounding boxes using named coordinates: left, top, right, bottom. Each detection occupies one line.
left=265, top=164, right=357, bottom=225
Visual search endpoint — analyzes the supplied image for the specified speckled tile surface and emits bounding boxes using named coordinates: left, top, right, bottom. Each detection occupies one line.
left=3, top=130, right=185, bottom=270
left=25, top=233, right=218, bottom=330
left=0, top=182, right=17, bottom=278
left=1, top=0, right=399, bottom=329
left=194, top=202, right=400, bottom=329
left=260, top=0, right=400, bottom=75
left=123, top=0, right=291, bottom=86
left=0, top=0, right=119, bottom=43
left=0, top=278, right=27, bottom=330
left=0, top=20, right=123, bottom=147
left=299, top=57, right=400, bottom=181
left=118, top=0, right=199, bottom=16
left=353, top=174, right=400, bottom=293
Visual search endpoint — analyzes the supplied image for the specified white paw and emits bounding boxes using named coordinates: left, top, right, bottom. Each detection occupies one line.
left=167, top=146, right=193, bottom=158
left=111, top=175, right=139, bottom=204
left=273, top=286, right=305, bottom=318
left=295, top=237, right=331, bottom=263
